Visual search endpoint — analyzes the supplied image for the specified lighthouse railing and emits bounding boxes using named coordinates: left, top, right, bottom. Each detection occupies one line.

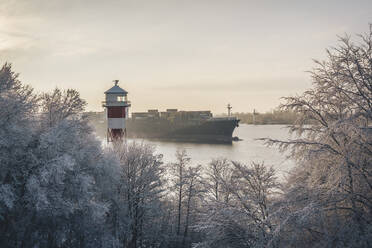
left=102, top=100, right=131, bottom=107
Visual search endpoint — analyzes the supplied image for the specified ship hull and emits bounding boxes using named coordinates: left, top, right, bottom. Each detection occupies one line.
left=126, top=118, right=239, bottom=143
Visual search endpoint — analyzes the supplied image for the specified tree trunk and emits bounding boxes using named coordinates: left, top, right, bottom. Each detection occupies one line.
left=182, top=186, right=193, bottom=247
left=177, top=167, right=183, bottom=236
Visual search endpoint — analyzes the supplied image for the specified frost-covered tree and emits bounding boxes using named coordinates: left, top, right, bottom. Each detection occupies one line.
left=110, top=142, right=165, bottom=248
left=204, top=158, right=233, bottom=203
left=0, top=63, right=123, bottom=247
left=169, top=149, right=191, bottom=237
left=166, top=149, right=206, bottom=247
left=181, top=165, right=204, bottom=247
left=196, top=160, right=279, bottom=248
left=40, top=88, right=86, bottom=128
left=0, top=63, right=39, bottom=247
left=263, top=25, right=372, bottom=247
left=24, top=120, right=116, bottom=247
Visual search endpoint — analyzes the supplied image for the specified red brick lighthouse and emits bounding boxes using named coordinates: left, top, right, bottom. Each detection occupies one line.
left=102, top=80, right=131, bottom=142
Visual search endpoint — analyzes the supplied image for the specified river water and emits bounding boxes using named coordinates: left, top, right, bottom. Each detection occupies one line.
left=126, top=124, right=296, bottom=178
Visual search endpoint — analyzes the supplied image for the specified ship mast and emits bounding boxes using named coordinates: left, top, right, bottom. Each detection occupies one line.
left=227, top=103, right=232, bottom=117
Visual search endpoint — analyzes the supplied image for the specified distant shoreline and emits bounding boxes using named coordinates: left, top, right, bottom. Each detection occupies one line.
left=218, top=110, right=298, bottom=125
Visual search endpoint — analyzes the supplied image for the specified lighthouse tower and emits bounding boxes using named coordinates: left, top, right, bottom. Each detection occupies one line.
left=102, top=80, right=131, bottom=142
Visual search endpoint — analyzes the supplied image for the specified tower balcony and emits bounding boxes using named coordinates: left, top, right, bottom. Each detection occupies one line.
left=102, top=100, right=131, bottom=107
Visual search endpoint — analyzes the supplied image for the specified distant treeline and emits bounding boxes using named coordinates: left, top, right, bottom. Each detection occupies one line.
left=221, top=110, right=299, bottom=125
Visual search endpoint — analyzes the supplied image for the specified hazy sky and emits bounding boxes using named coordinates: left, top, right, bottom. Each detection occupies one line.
left=0, top=0, right=371, bottom=113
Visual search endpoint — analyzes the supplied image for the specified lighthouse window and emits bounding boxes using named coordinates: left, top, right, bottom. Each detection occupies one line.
left=117, top=96, right=125, bottom=102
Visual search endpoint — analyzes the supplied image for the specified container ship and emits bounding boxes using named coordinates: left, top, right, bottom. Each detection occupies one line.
left=86, top=109, right=239, bottom=143
left=126, top=109, right=240, bottom=143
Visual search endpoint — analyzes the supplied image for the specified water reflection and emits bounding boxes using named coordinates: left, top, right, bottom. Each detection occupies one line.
left=106, top=125, right=296, bottom=179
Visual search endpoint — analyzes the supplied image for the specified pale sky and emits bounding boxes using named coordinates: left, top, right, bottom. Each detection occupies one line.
left=0, top=0, right=371, bottom=114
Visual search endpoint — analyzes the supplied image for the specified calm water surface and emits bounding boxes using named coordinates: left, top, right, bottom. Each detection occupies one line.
left=128, top=124, right=295, bottom=178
